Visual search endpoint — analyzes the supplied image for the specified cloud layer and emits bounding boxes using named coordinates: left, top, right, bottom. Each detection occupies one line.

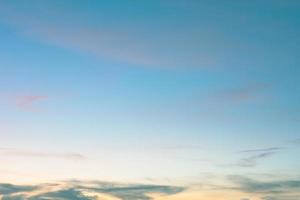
left=0, top=181, right=184, bottom=200
left=228, top=175, right=300, bottom=200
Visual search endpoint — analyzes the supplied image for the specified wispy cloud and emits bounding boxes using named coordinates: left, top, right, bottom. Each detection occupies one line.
left=0, top=148, right=86, bottom=160
left=236, top=147, right=281, bottom=168
left=15, top=95, right=48, bottom=112
left=0, top=180, right=185, bottom=200
left=237, top=152, right=276, bottom=168
left=239, top=147, right=283, bottom=153
left=289, top=138, right=300, bottom=146
left=0, top=183, right=37, bottom=195
left=262, top=195, right=300, bottom=200
left=0, top=1, right=216, bottom=69
left=218, top=83, right=269, bottom=103
left=228, top=175, right=300, bottom=194
left=217, top=175, right=300, bottom=200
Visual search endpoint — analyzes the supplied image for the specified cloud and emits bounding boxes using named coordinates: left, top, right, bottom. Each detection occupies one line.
left=224, top=175, right=300, bottom=200
left=228, top=175, right=300, bottom=194
left=15, top=95, right=48, bottom=112
left=0, top=148, right=86, bottom=160
left=289, top=138, right=300, bottom=146
left=239, top=147, right=283, bottom=153
left=25, top=188, right=94, bottom=200
left=0, top=180, right=185, bottom=200
left=237, top=152, right=276, bottom=168
left=0, top=1, right=216, bottom=69
left=236, top=147, right=281, bottom=168
left=85, top=184, right=184, bottom=200
left=218, top=83, right=269, bottom=103
left=0, top=183, right=37, bottom=195
left=262, top=195, right=300, bottom=200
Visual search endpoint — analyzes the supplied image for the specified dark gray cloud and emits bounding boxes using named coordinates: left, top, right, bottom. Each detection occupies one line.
left=289, top=139, right=300, bottom=146
left=237, top=147, right=281, bottom=168
left=262, top=195, right=300, bottom=200
left=0, top=183, right=37, bottom=195
left=224, top=175, right=300, bottom=200
left=86, top=184, right=183, bottom=200
left=228, top=175, right=300, bottom=194
left=237, top=151, right=276, bottom=168
left=239, top=147, right=282, bottom=153
left=27, top=188, right=94, bottom=200
left=1, top=189, right=94, bottom=200
left=0, top=181, right=185, bottom=200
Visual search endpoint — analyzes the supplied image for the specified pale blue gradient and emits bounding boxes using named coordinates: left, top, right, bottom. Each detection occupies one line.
left=0, top=0, right=299, bottom=188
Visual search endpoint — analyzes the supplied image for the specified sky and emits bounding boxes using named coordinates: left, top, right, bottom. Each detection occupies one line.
left=0, top=0, right=299, bottom=199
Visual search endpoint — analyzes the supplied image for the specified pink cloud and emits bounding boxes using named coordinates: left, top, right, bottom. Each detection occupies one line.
left=218, top=83, right=270, bottom=103
left=15, top=95, right=48, bottom=112
left=0, top=2, right=215, bottom=69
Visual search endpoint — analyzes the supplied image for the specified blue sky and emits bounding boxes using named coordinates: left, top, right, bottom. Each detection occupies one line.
left=0, top=1, right=299, bottom=199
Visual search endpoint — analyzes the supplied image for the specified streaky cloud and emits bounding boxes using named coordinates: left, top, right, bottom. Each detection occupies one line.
left=0, top=1, right=217, bottom=69
left=15, top=95, right=48, bottom=112
left=239, top=147, right=282, bottom=153
left=218, top=83, right=270, bottom=103
left=236, top=146, right=282, bottom=168
left=0, top=180, right=185, bottom=200
left=0, top=183, right=37, bottom=195
left=228, top=175, right=300, bottom=194
left=289, top=138, right=300, bottom=146
left=237, top=152, right=276, bottom=168
left=262, top=195, right=300, bottom=200
left=0, top=148, right=86, bottom=160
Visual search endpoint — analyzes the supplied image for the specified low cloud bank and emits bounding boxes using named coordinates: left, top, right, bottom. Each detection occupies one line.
left=0, top=180, right=185, bottom=200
